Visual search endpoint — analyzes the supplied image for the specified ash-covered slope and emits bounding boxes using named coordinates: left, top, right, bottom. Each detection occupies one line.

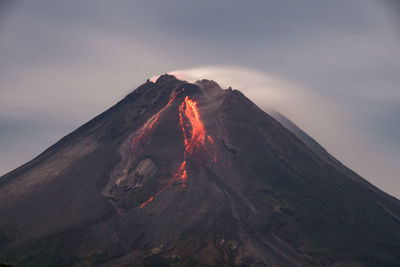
left=0, top=75, right=399, bottom=267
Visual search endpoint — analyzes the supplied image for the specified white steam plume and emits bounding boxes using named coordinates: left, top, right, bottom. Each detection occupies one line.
left=162, top=65, right=400, bottom=199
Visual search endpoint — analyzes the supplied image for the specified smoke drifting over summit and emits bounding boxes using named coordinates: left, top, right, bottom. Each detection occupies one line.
left=170, top=66, right=400, bottom=198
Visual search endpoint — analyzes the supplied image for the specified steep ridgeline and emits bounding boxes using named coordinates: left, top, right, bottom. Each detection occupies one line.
left=0, top=75, right=399, bottom=267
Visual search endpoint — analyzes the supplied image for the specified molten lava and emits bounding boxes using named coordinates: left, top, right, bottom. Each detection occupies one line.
left=180, top=97, right=207, bottom=155
left=140, top=95, right=216, bottom=208
left=130, top=92, right=177, bottom=151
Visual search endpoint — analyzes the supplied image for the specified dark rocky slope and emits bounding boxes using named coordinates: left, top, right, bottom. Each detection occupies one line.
left=0, top=75, right=399, bottom=266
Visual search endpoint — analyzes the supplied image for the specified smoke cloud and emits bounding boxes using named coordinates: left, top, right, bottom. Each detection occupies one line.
left=171, top=65, right=400, bottom=199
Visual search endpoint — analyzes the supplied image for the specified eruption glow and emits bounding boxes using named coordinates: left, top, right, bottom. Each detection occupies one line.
left=139, top=94, right=216, bottom=208
left=130, top=92, right=177, bottom=151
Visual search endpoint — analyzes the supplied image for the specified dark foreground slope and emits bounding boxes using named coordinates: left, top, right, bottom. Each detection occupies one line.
left=0, top=75, right=399, bottom=267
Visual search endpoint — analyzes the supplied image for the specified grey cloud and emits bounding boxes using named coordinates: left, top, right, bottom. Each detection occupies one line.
left=0, top=0, right=399, bottom=198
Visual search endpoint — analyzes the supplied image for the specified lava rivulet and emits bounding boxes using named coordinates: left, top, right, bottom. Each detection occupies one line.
left=130, top=92, right=177, bottom=151
left=140, top=96, right=216, bottom=208
left=178, top=97, right=216, bottom=163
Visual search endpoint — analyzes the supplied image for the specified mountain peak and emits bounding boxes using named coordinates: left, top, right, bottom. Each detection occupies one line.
left=1, top=77, right=399, bottom=267
left=155, top=73, right=181, bottom=84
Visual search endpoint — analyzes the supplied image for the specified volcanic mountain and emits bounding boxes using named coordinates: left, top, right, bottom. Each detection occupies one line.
left=1, top=75, right=400, bottom=266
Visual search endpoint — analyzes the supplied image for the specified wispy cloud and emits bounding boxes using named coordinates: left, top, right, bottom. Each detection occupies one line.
left=172, top=65, right=400, bottom=198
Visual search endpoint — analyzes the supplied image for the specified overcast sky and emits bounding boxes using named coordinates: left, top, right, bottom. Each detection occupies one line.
left=0, top=0, right=399, bottom=198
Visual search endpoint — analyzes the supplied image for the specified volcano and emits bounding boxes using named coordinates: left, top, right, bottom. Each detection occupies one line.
left=0, top=75, right=399, bottom=267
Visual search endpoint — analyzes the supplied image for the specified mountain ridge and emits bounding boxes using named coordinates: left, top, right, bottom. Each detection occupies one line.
left=0, top=74, right=399, bottom=266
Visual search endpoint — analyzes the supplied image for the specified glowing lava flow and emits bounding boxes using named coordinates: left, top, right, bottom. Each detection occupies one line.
left=130, top=92, right=177, bottom=151
left=140, top=96, right=216, bottom=208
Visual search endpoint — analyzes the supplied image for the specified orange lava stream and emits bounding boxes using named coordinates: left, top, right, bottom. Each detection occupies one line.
left=130, top=92, right=177, bottom=151
left=181, top=97, right=206, bottom=155
left=140, top=96, right=216, bottom=208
